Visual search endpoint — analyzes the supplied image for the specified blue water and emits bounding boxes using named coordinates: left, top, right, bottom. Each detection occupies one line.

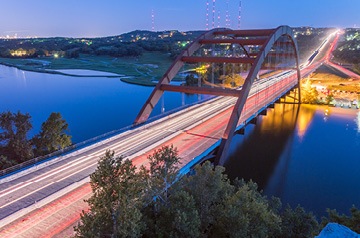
left=0, top=65, right=206, bottom=142
left=225, top=104, right=360, bottom=217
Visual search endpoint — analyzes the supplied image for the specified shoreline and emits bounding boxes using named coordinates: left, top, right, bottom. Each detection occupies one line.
left=0, top=62, right=156, bottom=86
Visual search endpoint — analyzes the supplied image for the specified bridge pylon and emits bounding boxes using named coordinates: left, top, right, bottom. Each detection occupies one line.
left=134, top=25, right=301, bottom=166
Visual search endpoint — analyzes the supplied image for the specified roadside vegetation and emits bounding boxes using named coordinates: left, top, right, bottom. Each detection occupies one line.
left=74, top=146, right=360, bottom=237
left=72, top=145, right=360, bottom=237
left=333, top=28, right=360, bottom=74
left=0, top=111, right=71, bottom=169
left=301, top=65, right=360, bottom=105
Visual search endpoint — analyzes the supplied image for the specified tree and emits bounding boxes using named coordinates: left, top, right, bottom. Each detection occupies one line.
left=219, top=74, right=245, bottom=88
left=146, top=190, right=201, bottom=238
left=0, top=111, right=33, bottom=163
left=74, top=150, right=149, bottom=238
left=322, top=206, right=360, bottom=233
left=301, top=79, right=319, bottom=104
left=172, top=162, right=283, bottom=237
left=148, top=144, right=181, bottom=204
left=33, top=112, right=71, bottom=156
left=179, top=161, right=234, bottom=235
left=0, top=155, right=16, bottom=170
left=185, top=74, right=197, bottom=86
left=325, top=93, right=334, bottom=105
left=74, top=146, right=320, bottom=237
left=279, top=205, right=319, bottom=237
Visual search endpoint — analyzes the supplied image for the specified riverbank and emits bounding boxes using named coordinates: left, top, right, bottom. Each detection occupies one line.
left=0, top=52, right=173, bottom=86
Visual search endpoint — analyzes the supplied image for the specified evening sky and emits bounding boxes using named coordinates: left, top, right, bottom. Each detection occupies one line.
left=1, top=0, right=359, bottom=38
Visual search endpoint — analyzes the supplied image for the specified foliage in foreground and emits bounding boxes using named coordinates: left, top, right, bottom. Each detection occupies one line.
left=0, top=111, right=71, bottom=169
left=322, top=206, right=360, bottom=234
left=74, top=145, right=321, bottom=238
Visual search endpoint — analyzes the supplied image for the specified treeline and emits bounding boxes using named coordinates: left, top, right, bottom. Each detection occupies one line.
left=0, top=111, right=71, bottom=169
left=332, top=29, right=360, bottom=73
left=0, top=30, right=203, bottom=59
left=74, top=145, right=360, bottom=237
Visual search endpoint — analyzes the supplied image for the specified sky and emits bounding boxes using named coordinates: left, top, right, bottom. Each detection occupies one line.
left=1, top=0, right=359, bottom=38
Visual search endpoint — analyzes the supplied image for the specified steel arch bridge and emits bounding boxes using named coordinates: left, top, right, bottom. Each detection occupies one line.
left=135, top=25, right=301, bottom=165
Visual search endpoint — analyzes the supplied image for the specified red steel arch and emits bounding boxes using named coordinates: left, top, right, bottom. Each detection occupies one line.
left=134, top=26, right=301, bottom=165
left=215, top=25, right=301, bottom=165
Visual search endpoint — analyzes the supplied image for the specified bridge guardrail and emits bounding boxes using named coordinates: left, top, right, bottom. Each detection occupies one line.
left=0, top=95, right=216, bottom=179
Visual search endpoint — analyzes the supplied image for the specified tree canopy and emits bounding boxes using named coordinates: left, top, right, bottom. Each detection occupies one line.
left=0, top=111, right=33, bottom=165
left=0, top=111, right=71, bottom=170
left=74, top=145, right=321, bottom=237
left=32, top=112, right=72, bottom=156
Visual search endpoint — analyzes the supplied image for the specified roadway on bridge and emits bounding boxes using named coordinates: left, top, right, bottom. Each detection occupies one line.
left=0, top=72, right=300, bottom=237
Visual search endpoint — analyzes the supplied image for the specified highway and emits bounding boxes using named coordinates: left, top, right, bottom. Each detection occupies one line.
left=0, top=96, right=237, bottom=220
left=0, top=30, right=339, bottom=237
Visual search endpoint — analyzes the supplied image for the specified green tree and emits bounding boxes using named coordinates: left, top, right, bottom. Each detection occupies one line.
left=322, top=206, right=360, bottom=233
left=148, top=190, right=201, bottom=238
left=148, top=144, right=181, bottom=204
left=0, top=111, right=33, bottom=163
left=74, top=150, right=149, bottom=238
left=0, top=155, right=16, bottom=170
left=33, top=112, right=71, bottom=156
left=179, top=161, right=234, bottom=235
left=279, top=205, right=319, bottom=237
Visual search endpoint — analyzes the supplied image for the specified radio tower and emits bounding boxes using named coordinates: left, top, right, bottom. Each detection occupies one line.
left=212, top=0, right=216, bottom=29
left=217, top=11, right=221, bottom=28
left=225, top=0, right=230, bottom=28
left=205, top=0, right=210, bottom=30
left=151, top=9, right=155, bottom=31
left=238, top=0, right=242, bottom=29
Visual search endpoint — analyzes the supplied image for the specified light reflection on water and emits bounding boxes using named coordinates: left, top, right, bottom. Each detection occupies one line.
left=356, top=111, right=360, bottom=133
left=225, top=104, right=360, bottom=217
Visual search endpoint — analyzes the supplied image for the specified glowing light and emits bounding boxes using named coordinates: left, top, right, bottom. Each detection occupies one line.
left=54, top=53, right=59, bottom=58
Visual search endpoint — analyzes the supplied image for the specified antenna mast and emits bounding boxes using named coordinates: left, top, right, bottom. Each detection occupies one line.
left=151, top=9, right=155, bottom=31
left=206, top=0, right=210, bottom=30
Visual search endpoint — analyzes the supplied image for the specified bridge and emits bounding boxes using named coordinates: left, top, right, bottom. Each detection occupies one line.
left=0, top=26, right=336, bottom=236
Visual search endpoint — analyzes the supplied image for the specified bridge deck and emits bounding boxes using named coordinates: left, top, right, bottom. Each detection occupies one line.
left=0, top=72, right=298, bottom=237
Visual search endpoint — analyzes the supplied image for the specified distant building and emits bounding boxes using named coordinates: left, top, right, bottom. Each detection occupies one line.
left=10, top=49, right=27, bottom=56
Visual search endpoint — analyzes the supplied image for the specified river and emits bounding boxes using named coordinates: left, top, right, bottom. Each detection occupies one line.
left=1, top=65, right=359, bottom=217
left=225, top=103, right=360, bottom=217
left=0, top=65, right=207, bottom=142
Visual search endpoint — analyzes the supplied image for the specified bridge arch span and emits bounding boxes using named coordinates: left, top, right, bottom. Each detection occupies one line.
left=134, top=25, right=301, bottom=165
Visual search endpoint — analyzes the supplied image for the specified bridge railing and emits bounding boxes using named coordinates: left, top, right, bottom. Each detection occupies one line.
left=0, top=95, right=216, bottom=179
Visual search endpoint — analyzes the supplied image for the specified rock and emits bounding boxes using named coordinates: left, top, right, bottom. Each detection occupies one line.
left=316, top=223, right=360, bottom=238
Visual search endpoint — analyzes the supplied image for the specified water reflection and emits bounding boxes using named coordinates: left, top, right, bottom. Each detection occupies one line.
left=0, top=65, right=204, bottom=143
left=225, top=103, right=308, bottom=189
left=357, top=111, right=360, bottom=133
left=224, top=103, right=360, bottom=216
